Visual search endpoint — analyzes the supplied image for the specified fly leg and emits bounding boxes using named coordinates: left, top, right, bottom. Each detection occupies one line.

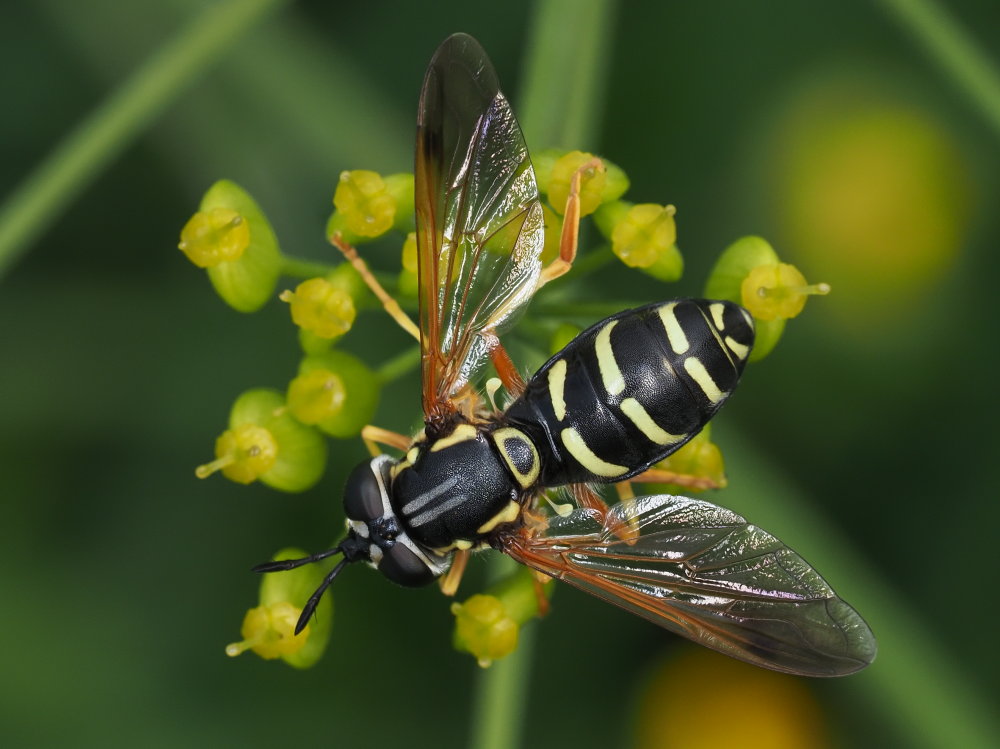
left=438, top=548, right=470, bottom=596
left=483, top=331, right=526, bottom=398
left=330, top=233, right=420, bottom=341
left=628, top=466, right=725, bottom=491
left=536, top=157, right=605, bottom=290
left=361, top=424, right=412, bottom=457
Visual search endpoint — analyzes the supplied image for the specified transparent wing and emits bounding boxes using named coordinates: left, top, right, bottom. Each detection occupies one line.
left=415, top=33, right=544, bottom=420
left=504, top=494, right=877, bottom=676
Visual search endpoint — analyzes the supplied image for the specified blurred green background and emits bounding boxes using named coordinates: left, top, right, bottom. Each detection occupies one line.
left=2, top=1, right=998, bottom=747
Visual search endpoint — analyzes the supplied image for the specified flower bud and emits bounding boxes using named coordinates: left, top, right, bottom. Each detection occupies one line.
left=384, top=173, right=416, bottom=233
left=332, top=170, right=397, bottom=239
left=547, top=151, right=607, bottom=217
left=451, top=566, right=551, bottom=667
left=196, top=389, right=327, bottom=492
left=608, top=202, right=683, bottom=282
left=179, top=180, right=282, bottom=313
left=705, top=236, right=829, bottom=361
left=291, top=351, right=379, bottom=438
left=280, top=277, right=356, bottom=340
left=226, top=547, right=332, bottom=668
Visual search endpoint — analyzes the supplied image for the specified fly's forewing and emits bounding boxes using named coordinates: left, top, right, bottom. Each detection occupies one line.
left=415, top=33, right=544, bottom=420
left=504, top=494, right=876, bottom=676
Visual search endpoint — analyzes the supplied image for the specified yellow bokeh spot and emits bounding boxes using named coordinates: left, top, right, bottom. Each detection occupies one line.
left=226, top=602, right=310, bottom=660
left=280, top=277, right=356, bottom=339
left=548, top=151, right=607, bottom=217
left=178, top=207, right=250, bottom=268
left=634, top=649, right=828, bottom=749
left=333, top=170, right=396, bottom=238
left=612, top=204, right=677, bottom=268
left=287, top=369, right=346, bottom=425
left=451, top=594, right=518, bottom=668
left=769, top=76, right=973, bottom=330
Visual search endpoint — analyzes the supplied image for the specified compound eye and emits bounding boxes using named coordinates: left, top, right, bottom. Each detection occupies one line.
left=378, top=544, right=436, bottom=587
left=342, top=459, right=385, bottom=522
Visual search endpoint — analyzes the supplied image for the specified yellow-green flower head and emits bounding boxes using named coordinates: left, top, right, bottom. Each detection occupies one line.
left=547, top=151, right=607, bottom=217
left=280, top=277, right=356, bottom=340
left=741, top=262, right=830, bottom=321
left=178, top=207, right=249, bottom=267
left=289, top=350, right=379, bottom=438
left=333, top=170, right=397, bottom=238
left=226, top=547, right=333, bottom=668
left=705, top=236, right=828, bottom=361
left=179, top=180, right=282, bottom=313
left=196, top=389, right=326, bottom=492
left=226, top=602, right=310, bottom=660
left=451, top=594, right=519, bottom=668
left=609, top=203, right=684, bottom=281
left=286, top=369, right=346, bottom=426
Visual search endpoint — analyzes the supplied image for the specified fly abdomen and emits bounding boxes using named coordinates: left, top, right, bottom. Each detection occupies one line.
left=504, top=299, right=754, bottom=485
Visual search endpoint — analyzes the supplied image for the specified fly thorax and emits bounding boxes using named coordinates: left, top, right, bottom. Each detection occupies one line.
left=392, top=423, right=521, bottom=550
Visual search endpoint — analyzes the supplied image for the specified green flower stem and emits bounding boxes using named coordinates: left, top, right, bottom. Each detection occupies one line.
left=469, top=4, right=618, bottom=749
left=375, top=346, right=421, bottom=385
left=468, top=555, right=538, bottom=749
left=520, top=0, right=618, bottom=149
left=879, top=0, right=1000, bottom=140
left=280, top=255, right=336, bottom=279
left=0, top=0, right=289, bottom=280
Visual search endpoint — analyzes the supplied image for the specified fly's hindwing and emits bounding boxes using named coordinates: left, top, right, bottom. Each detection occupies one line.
left=504, top=299, right=754, bottom=485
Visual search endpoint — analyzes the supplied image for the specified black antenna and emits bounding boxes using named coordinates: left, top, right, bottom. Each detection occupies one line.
left=251, top=546, right=343, bottom=573
left=293, top=557, right=349, bottom=634
left=252, top=538, right=361, bottom=635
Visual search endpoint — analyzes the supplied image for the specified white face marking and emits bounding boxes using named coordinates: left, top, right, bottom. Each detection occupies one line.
left=724, top=335, right=749, bottom=360
left=620, top=397, right=685, bottom=445
left=658, top=302, right=689, bottom=354
left=548, top=359, right=568, bottom=421
left=349, top=519, right=369, bottom=538
left=709, top=302, right=727, bottom=331
left=475, top=500, right=520, bottom=534
left=684, top=356, right=724, bottom=404
left=595, top=320, right=625, bottom=396
left=429, top=423, right=478, bottom=452
left=560, top=427, right=628, bottom=477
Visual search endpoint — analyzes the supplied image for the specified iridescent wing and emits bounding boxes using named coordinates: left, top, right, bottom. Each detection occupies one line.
left=503, top=494, right=876, bottom=676
left=415, top=33, right=544, bottom=421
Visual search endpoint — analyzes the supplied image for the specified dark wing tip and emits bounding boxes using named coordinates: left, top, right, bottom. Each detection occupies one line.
left=419, top=33, right=499, bottom=130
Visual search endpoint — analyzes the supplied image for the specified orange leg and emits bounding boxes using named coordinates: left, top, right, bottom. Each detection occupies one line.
left=628, top=467, right=725, bottom=491
left=536, top=157, right=605, bottom=290
left=483, top=331, right=526, bottom=398
left=330, top=233, right=420, bottom=341
left=438, top=549, right=470, bottom=596
left=361, top=424, right=412, bottom=457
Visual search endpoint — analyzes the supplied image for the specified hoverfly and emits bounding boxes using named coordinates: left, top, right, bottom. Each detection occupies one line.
left=256, top=33, right=876, bottom=677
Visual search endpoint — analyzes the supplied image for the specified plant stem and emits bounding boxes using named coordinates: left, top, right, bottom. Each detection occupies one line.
left=468, top=4, right=618, bottom=749
left=281, top=255, right=336, bottom=279
left=879, top=0, right=1000, bottom=140
left=520, top=0, right=619, bottom=149
left=375, top=346, right=421, bottom=384
left=0, top=0, right=288, bottom=280
left=468, top=556, right=538, bottom=749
